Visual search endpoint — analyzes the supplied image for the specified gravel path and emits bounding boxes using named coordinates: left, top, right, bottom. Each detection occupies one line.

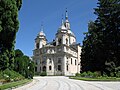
left=13, top=76, right=120, bottom=90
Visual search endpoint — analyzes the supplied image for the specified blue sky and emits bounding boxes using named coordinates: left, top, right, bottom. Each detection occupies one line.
left=15, top=0, right=98, bottom=56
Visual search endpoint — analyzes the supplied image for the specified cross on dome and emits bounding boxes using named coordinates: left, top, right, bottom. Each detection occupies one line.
left=39, top=24, right=45, bottom=36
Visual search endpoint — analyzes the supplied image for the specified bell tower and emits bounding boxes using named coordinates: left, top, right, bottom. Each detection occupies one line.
left=35, top=25, right=47, bottom=49
left=56, top=9, right=73, bottom=46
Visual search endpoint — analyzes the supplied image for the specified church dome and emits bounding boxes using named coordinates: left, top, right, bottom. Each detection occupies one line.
left=67, top=30, right=75, bottom=37
left=60, top=24, right=66, bottom=30
left=38, top=30, right=46, bottom=36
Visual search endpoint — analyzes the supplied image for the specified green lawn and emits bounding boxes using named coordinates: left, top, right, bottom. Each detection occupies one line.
left=0, top=79, right=32, bottom=90
left=69, top=76, right=120, bottom=81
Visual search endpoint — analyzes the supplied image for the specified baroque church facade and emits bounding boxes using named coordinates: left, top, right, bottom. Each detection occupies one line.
left=32, top=11, right=82, bottom=76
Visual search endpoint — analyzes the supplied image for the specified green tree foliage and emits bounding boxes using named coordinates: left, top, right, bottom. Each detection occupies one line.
left=0, top=0, right=22, bottom=70
left=105, top=61, right=120, bottom=77
left=16, top=0, right=22, bottom=10
left=81, top=21, right=102, bottom=72
left=81, top=0, right=120, bottom=76
left=14, top=49, right=35, bottom=79
left=95, top=0, right=120, bottom=66
left=15, top=49, right=24, bottom=57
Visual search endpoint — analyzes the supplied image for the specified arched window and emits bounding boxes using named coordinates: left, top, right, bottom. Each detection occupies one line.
left=43, top=66, right=46, bottom=71
left=36, top=43, right=39, bottom=49
left=35, top=67, right=37, bottom=72
left=58, top=65, right=61, bottom=71
left=66, top=38, right=68, bottom=45
left=75, top=60, right=77, bottom=65
left=67, top=65, right=68, bottom=71
left=71, top=58, right=72, bottom=64
left=49, top=66, right=52, bottom=70
left=58, top=38, right=62, bottom=45
left=49, top=58, right=52, bottom=63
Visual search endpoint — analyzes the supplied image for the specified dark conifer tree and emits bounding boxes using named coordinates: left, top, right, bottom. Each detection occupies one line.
left=0, top=0, right=22, bottom=70
left=94, top=0, right=120, bottom=74
left=81, top=0, right=120, bottom=75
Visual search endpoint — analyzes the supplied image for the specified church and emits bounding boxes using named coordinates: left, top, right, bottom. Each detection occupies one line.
left=32, top=10, right=82, bottom=76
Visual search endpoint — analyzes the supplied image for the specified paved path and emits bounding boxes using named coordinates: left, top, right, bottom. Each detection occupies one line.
left=13, top=76, right=120, bottom=90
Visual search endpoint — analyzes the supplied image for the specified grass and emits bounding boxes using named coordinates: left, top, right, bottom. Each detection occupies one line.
left=0, top=79, right=32, bottom=90
left=69, top=76, right=120, bottom=81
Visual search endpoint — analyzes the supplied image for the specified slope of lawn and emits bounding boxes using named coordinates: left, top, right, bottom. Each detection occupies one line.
left=0, top=79, right=32, bottom=90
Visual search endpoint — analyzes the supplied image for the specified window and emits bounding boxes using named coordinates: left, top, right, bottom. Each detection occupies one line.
left=36, top=43, right=39, bottom=49
left=49, top=58, right=52, bottom=63
left=71, top=58, right=72, bottom=64
left=75, top=60, right=77, bottom=65
left=35, top=67, right=37, bottom=72
left=53, top=41, right=56, bottom=46
left=58, top=38, right=62, bottom=45
left=58, top=58, right=61, bottom=63
left=58, top=65, right=61, bottom=71
left=43, top=66, right=46, bottom=71
left=67, top=65, right=68, bottom=71
left=66, top=38, right=68, bottom=45
left=49, top=66, right=52, bottom=70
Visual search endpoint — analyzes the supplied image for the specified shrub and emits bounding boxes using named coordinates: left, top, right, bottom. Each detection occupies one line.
left=103, top=72, right=108, bottom=77
left=93, top=72, right=101, bottom=77
left=80, top=72, right=87, bottom=77
left=34, top=72, right=40, bottom=76
left=0, top=71, right=4, bottom=79
left=3, top=69, right=25, bottom=82
left=87, top=71, right=94, bottom=77
left=79, top=71, right=101, bottom=78
left=75, top=73, right=81, bottom=77
left=40, top=72, right=47, bottom=76
left=110, top=72, right=114, bottom=77
left=116, top=72, right=120, bottom=78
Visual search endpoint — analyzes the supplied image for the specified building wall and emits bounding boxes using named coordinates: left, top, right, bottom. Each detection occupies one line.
left=33, top=44, right=81, bottom=76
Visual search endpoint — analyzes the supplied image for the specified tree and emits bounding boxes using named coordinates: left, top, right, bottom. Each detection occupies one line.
left=16, top=0, right=22, bottom=10
left=28, top=61, right=35, bottom=79
left=94, top=0, right=120, bottom=74
left=81, top=21, right=101, bottom=72
left=14, top=49, right=35, bottom=79
left=0, top=0, right=22, bottom=70
left=81, top=0, right=120, bottom=75
left=15, top=49, right=24, bottom=57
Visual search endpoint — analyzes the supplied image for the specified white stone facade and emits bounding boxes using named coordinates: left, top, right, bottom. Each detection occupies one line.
left=32, top=11, right=81, bottom=76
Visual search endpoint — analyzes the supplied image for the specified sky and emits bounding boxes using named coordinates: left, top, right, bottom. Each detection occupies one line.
left=15, top=0, right=98, bottom=57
